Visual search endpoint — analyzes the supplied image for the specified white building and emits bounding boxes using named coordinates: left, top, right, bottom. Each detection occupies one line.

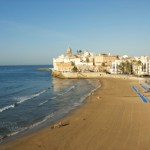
left=110, top=56, right=150, bottom=75
left=53, top=48, right=95, bottom=72
left=133, top=56, right=150, bottom=75
left=109, top=59, right=125, bottom=74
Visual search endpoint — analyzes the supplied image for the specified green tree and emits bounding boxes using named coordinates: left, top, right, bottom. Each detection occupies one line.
left=101, top=62, right=105, bottom=72
left=86, top=57, right=89, bottom=63
left=118, top=61, right=133, bottom=75
left=72, top=66, right=78, bottom=72
left=125, top=61, right=133, bottom=75
left=133, top=60, right=142, bottom=75
left=142, top=63, right=146, bottom=72
left=79, top=50, right=82, bottom=53
left=118, top=62, right=126, bottom=74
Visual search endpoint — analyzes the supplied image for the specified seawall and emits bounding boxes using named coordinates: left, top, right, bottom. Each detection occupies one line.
left=51, top=69, right=145, bottom=81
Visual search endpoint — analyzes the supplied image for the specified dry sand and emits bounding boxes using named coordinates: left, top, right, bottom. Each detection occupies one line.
left=1, top=77, right=150, bottom=150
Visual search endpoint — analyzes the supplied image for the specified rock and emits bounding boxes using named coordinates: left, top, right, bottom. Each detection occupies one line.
left=51, top=121, right=70, bottom=129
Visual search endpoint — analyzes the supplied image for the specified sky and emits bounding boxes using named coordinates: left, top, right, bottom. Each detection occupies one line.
left=0, top=0, right=150, bottom=65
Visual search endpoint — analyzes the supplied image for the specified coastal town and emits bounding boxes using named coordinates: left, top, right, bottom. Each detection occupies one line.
left=52, top=47, right=150, bottom=77
left=2, top=0, right=150, bottom=149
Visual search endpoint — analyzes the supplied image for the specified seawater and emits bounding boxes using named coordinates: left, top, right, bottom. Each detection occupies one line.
left=0, top=65, right=100, bottom=141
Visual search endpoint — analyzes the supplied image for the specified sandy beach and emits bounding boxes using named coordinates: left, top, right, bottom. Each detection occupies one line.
left=1, top=77, right=150, bottom=150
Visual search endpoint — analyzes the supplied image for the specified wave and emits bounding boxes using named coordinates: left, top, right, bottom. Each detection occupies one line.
left=79, top=82, right=101, bottom=104
left=58, top=85, right=75, bottom=96
left=50, top=96, right=57, bottom=99
left=15, top=89, right=47, bottom=104
left=0, top=104, right=15, bottom=113
left=0, top=90, right=48, bottom=113
left=5, top=113, right=55, bottom=140
left=73, top=102, right=80, bottom=107
left=38, top=96, right=57, bottom=106
left=38, top=100, right=49, bottom=106
left=28, top=113, right=54, bottom=129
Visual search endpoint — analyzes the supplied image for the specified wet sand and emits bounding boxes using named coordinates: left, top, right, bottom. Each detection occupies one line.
left=1, top=77, right=150, bottom=150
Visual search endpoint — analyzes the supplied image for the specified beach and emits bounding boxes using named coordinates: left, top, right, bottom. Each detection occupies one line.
left=1, top=77, right=150, bottom=150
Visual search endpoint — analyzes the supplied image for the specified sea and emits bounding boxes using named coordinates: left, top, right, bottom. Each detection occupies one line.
left=0, top=65, right=100, bottom=142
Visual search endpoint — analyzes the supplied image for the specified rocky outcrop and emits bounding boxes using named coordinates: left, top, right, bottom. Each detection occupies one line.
left=51, top=69, right=145, bottom=81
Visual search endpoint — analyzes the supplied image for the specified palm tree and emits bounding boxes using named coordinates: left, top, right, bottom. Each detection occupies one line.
left=77, top=50, right=82, bottom=54
left=101, top=62, right=105, bottom=72
left=134, top=60, right=142, bottom=75
left=125, top=60, right=133, bottom=75
left=79, top=50, right=82, bottom=53
left=118, top=62, right=126, bottom=74
left=118, top=61, right=133, bottom=74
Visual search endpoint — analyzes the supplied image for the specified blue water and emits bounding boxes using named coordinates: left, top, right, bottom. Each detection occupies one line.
left=0, top=65, right=100, bottom=141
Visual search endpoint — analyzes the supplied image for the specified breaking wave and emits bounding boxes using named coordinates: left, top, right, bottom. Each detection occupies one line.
left=58, top=86, right=75, bottom=96
left=5, top=113, right=54, bottom=139
left=15, top=90, right=47, bottom=104
left=0, top=105, right=15, bottom=113
left=38, top=100, right=49, bottom=106
left=50, top=96, right=57, bottom=99
left=0, top=90, right=47, bottom=113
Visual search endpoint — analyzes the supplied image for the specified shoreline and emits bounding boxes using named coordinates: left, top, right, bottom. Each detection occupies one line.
left=0, top=78, right=101, bottom=144
left=1, top=77, right=150, bottom=150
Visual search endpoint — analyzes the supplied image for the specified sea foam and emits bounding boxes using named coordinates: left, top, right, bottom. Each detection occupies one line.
left=38, top=100, right=49, bottom=106
left=58, top=85, right=75, bottom=95
left=15, top=89, right=47, bottom=104
left=0, top=104, right=15, bottom=113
